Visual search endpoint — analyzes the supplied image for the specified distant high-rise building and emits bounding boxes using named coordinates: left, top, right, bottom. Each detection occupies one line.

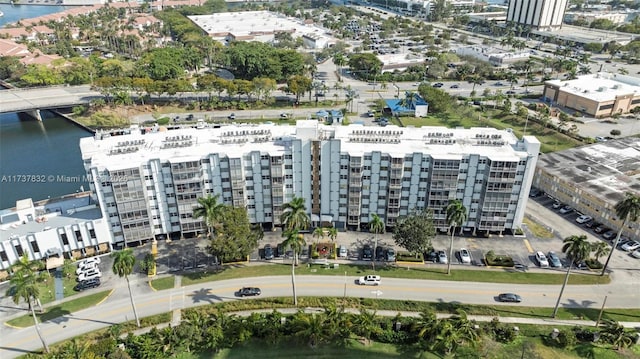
left=507, top=0, right=568, bottom=31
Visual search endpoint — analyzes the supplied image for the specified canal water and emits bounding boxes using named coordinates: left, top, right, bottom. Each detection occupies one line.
left=0, top=4, right=68, bottom=27
left=0, top=112, right=91, bottom=209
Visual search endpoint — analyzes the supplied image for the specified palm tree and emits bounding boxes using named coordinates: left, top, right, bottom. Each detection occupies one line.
left=291, top=310, right=328, bottom=347
left=600, top=319, right=634, bottom=349
left=282, top=229, right=306, bottom=306
left=327, top=227, right=338, bottom=242
left=602, top=193, right=640, bottom=276
left=193, top=194, right=226, bottom=237
left=369, top=214, right=385, bottom=272
left=7, top=255, right=49, bottom=353
left=591, top=241, right=610, bottom=263
left=446, top=200, right=467, bottom=275
left=553, top=234, right=591, bottom=317
left=413, top=309, right=438, bottom=349
left=280, top=196, right=310, bottom=232
left=111, top=248, right=140, bottom=327
left=312, top=227, right=325, bottom=243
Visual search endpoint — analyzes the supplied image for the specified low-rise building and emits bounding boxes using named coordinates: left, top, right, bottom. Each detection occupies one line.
left=0, top=196, right=113, bottom=274
left=454, top=45, right=532, bottom=67
left=533, top=137, right=640, bottom=242
left=543, top=72, right=640, bottom=117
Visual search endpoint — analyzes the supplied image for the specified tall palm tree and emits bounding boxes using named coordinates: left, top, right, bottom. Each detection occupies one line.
left=282, top=229, right=306, bottom=306
left=7, top=255, right=49, bottom=353
left=193, top=194, right=226, bottom=237
left=591, top=241, right=610, bottom=263
left=601, top=192, right=640, bottom=276
left=446, top=200, right=467, bottom=275
left=281, top=196, right=310, bottom=232
left=369, top=214, right=385, bottom=272
left=312, top=227, right=325, bottom=243
left=553, top=235, right=591, bottom=317
left=327, top=227, right=338, bottom=242
left=111, top=248, right=140, bottom=327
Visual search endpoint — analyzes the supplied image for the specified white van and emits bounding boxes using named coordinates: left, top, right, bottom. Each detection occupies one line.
left=339, top=245, right=348, bottom=258
left=196, top=119, right=206, bottom=129
left=358, top=275, right=381, bottom=286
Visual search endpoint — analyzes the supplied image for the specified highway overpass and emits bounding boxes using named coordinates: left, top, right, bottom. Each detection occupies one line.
left=0, top=85, right=101, bottom=120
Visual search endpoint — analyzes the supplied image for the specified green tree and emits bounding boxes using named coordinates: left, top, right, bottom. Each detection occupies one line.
left=193, top=194, right=226, bottom=237
left=602, top=192, right=640, bottom=275
left=446, top=199, right=467, bottom=275
left=111, top=249, right=140, bottom=327
left=553, top=235, right=591, bottom=317
left=208, top=206, right=261, bottom=264
left=369, top=214, right=385, bottom=272
left=287, top=75, right=312, bottom=104
left=591, top=241, right=610, bottom=263
left=6, top=254, right=49, bottom=353
left=347, top=53, right=382, bottom=80
left=327, top=227, right=338, bottom=242
left=290, top=310, right=327, bottom=347
left=282, top=229, right=306, bottom=305
left=312, top=227, right=325, bottom=243
left=393, top=210, right=436, bottom=255
left=20, top=64, right=64, bottom=86
left=417, top=85, right=453, bottom=114
left=280, top=196, right=310, bottom=231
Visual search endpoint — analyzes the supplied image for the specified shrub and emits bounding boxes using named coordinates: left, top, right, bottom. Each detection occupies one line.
left=484, top=252, right=514, bottom=267
left=396, top=251, right=424, bottom=262
left=585, top=259, right=603, bottom=269
left=157, top=117, right=170, bottom=125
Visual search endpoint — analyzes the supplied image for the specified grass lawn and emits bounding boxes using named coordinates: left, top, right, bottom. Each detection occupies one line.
left=26, top=275, right=78, bottom=305
left=523, top=217, right=555, bottom=239
left=6, top=290, right=112, bottom=328
left=176, top=262, right=610, bottom=288
left=149, top=276, right=175, bottom=291
left=213, top=339, right=432, bottom=359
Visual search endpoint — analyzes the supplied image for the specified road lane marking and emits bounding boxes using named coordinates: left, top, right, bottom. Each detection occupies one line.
left=523, top=239, right=534, bottom=254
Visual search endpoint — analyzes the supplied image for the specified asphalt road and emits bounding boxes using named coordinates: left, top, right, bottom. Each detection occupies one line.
left=2, top=273, right=639, bottom=357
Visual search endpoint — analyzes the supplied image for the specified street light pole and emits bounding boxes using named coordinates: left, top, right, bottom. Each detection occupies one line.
left=343, top=271, right=347, bottom=299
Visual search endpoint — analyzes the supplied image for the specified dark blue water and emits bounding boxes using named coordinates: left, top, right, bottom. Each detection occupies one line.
left=0, top=112, right=90, bottom=209
left=0, top=4, right=68, bottom=27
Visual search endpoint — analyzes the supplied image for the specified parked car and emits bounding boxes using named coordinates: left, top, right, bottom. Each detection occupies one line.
left=547, top=251, right=562, bottom=267
left=228, top=113, right=236, bottom=120
left=279, top=113, right=288, bottom=119
left=236, top=287, right=261, bottom=297
left=358, top=274, right=381, bottom=286
left=186, top=114, right=194, bottom=121
left=437, top=250, right=448, bottom=264
left=77, top=268, right=101, bottom=282
left=74, top=278, right=101, bottom=292
left=585, top=221, right=600, bottom=229
left=338, top=245, right=348, bottom=258
left=375, top=246, right=385, bottom=261
left=594, top=225, right=609, bottom=234
left=81, top=257, right=101, bottom=266
left=498, top=293, right=522, bottom=303
left=426, top=249, right=438, bottom=263
left=362, top=245, right=373, bottom=260
left=450, top=84, right=459, bottom=89
left=76, top=261, right=98, bottom=275
left=602, top=230, right=617, bottom=240
left=459, top=248, right=471, bottom=263
left=535, top=251, right=549, bottom=267
left=630, top=250, right=640, bottom=259
left=552, top=201, right=562, bottom=209
left=367, top=111, right=375, bottom=117
left=385, top=248, right=396, bottom=262
left=559, top=206, right=574, bottom=214
left=621, top=241, right=640, bottom=252
left=617, top=238, right=632, bottom=249
left=575, top=215, right=593, bottom=224
left=529, top=188, right=542, bottom=197
left=264, top=244, right=274, bottom=260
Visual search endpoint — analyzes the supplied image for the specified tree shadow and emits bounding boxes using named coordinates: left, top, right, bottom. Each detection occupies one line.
left=433, top=298, right=472, bottom=314
left=561, top=299, right=598, bottom=320
left=44, top=307, right=72, bottom=324
left=189, top=287, right=223, bottom=304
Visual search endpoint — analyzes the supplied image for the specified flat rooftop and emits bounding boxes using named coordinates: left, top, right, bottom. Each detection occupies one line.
left=536, top=137, right=640, bottom=203
left=80, top=122, right=534, bottom=172
left=546, top=72, right=640, bottom=102
left=188, top=10, right=331, bottom=41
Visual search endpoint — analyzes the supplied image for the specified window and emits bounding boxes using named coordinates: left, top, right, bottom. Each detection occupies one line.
left=15, top=244, right=24, bottom=257
left=89, top=229, right=96, bottom=239
left=61, top=233, right=69, bottom=245
left=0, top=251, right=7, bottom=262
left=31, top=241, right=40, bottom=253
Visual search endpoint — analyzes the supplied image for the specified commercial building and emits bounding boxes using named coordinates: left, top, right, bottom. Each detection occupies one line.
left=507, top=0, right=568, bottom=31
left=0, top=196, right=113, bottom=274
left=533, top=137, right=640, bottom=242
left=187, top=11, right=336, bottom=49
left=454, top=45, right=532, bottom=67
left=80, top=121, right=540, bottom=247
left=543, top=72, right=640, bottom=117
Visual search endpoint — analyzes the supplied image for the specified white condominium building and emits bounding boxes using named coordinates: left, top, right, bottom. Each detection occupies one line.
left=507, top=0, right=568, bottom=31
left=80, top=121, right=540, bottom=248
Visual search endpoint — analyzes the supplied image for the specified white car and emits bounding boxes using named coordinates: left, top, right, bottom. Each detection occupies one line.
left=535, top=251, right=549, bottom=267
left=358, top=275, right=381, bottom=286
left=338, top=245, right=348, bottom=258
left=77, top=268, right=101, bottom=282
left=621, top=241, right=640, bottom=252
left=575, top=215, right=593, bottom=224
left=559, top=206, right=574, bottom=214
left=631, top=250, right=640, bottom=259
left=76, top=261, right=98, bottom=275
left=459, top=248, right=471, bottom=264
left=82, top=257, right=101, bottom=265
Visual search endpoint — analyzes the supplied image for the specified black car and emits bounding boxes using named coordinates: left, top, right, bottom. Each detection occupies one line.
left=594, top=225, right=609, bottom=234
left=362, top=245, right=373, bottom=260
left=426, top=249, right=438, bottom=263
left=74, top=278, right=101, bottom=292
left=186, top=114, right=194, bottom=121
left=375, top=246, right=385, bottom=260
left=236, top=287, right=261, bottom=297
left=498, top=293, right=522, bottom=303
left=264, top=244, right=274, bottom=260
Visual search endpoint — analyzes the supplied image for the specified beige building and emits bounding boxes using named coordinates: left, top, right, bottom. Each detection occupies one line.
left=543, top=72, right=640, bottom=117
left=533, top=137, right=640, bottom=242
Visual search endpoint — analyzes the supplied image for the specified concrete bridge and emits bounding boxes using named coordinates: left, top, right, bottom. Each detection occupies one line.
left=0, top=85, right=101, bottom=120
